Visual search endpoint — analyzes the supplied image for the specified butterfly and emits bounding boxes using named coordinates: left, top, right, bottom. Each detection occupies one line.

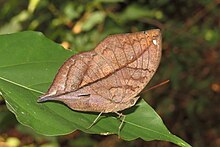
left=38, top=29, right=162, bottom=135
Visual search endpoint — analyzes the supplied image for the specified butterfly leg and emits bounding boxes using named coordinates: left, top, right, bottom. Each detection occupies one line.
left=87, top=111, right=103, bottom=129
left=115, top=112, right=126, bottom=138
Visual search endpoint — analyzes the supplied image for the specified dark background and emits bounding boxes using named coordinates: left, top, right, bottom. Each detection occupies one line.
left=0, top=0, right=219, bottom=146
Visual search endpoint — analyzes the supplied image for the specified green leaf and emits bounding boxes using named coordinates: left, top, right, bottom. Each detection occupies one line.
left=118, top=4, right=163, bottom=23
left=0, top=31, right=191, bottom=147
left=81, top=11, right=106, bottom=31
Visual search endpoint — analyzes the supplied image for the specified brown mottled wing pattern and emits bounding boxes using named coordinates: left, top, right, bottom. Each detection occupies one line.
left=38, top=29, right=162, bottom=113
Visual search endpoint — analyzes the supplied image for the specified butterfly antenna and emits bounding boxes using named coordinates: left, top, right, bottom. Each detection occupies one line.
left=141, top=80, right=170, bottom=94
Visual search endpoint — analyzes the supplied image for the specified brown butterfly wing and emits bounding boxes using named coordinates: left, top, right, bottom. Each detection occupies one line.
left=38, top=29, right=161, bottom=113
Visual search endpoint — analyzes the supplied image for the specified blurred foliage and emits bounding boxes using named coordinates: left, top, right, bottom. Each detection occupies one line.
left=0, top=0, right=219, bottom=147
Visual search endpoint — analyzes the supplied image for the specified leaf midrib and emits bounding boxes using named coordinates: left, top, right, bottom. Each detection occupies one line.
left=0, top=76, right=44, bottom=94
left=0, top=60, right=62, bottom=68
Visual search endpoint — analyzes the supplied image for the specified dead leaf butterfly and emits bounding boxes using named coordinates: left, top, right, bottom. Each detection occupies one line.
left=38, top=29, right=162, bottom=135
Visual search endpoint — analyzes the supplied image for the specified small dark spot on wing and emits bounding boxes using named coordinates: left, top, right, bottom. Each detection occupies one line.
left=77, top=94, right=91, bottom=97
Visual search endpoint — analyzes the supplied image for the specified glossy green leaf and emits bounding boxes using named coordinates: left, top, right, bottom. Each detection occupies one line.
left=0, top=31, right=191, bottom=147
